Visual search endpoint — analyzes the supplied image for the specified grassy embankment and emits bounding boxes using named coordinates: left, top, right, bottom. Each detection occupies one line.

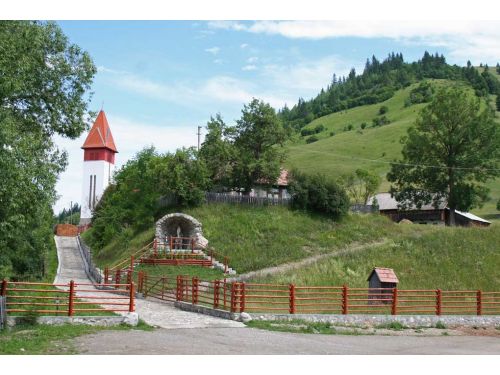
left=84, top=203, right=499, bottom=291
left=285, top=80, right=500, bottom=222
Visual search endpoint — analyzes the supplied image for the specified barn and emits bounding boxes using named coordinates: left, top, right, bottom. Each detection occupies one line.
left=367, top=193, right=491, bottom=227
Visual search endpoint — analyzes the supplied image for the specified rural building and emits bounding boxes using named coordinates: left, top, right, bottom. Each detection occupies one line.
left=251, top=169, right=291, bottom=199
left=367, top=193, right=490, bottom=227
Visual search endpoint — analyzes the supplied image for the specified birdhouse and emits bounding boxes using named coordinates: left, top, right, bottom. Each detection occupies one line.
left=367, top=267, right=399, bottom=305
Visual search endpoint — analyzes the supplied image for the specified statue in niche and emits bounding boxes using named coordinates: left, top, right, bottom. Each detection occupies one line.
left=175, top=225, right=182, bottom=249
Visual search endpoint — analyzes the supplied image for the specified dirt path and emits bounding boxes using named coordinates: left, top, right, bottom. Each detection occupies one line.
left=232, top=238, right=391, bottom=281
left=54, top=236, right=244, bottom=329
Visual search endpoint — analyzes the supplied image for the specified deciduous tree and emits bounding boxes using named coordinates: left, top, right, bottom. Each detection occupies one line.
left=387, top=87, right=499, bottom=225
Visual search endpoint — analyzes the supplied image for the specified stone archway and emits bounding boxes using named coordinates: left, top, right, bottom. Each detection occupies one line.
left=155, top=213, right=208, bottom=249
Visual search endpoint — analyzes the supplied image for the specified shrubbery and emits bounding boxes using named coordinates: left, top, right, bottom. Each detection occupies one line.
left=372, top=115, right=391, bottom=127
left=379, top=105, right=388, bottom=115
left=306, top=135, right=319, bottom=144
left=288, top=170, right=350, bottom=220
left=300, top=123, right=325, bottom=137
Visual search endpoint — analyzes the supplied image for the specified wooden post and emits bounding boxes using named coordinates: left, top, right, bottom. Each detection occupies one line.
left=223, top=278, right=227, bottom=310
left=191, top=238, right=195, bottom=254
left=342, top=285, right=348, bottom=315
left=68, top=280, right=75, bottom=317
left=436, top=289, right=442, bottom=316
left=192, top=277, right=199, bottom=304
left=214, top=280, right=220, bottom=309
left=289, top=284, right=296, bottom=314
left=1, top=279, right=7, bottom=297
left=129, top=282, right=135, bottom=312
left=104, top=267, right=109, bottom=285
left=176, top=275, right=181, bottom=301
left=224, top=257, right=228, bottom=274
left=391, top=288, right=398, bottom=315
left=240, top=282, right=246, bottom=313
left=138, top=271, right=144, bottom=294
left=144, top=273, right=148, bottom=298
left=230, top=283, right=237, bottom=313
left=115, top=269, right=121, bottom=289
left=477, top=290, right=482, bottom=316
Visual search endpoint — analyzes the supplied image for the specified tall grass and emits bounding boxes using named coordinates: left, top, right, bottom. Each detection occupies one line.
left=255, top=223, right=500, bottom=291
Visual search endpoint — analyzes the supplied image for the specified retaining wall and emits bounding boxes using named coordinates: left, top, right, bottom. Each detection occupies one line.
left=6, top=313, right=138, bottom=327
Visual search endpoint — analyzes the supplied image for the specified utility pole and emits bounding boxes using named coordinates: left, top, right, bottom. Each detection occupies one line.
left=197, top=126, right=202, bottom=151
left=69, top=201, right=73, bottom=225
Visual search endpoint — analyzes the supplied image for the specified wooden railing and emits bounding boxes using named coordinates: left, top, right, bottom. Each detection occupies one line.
left=174, top=277, right=500, bottom=316
left=1, top=279, right=135, bottom=316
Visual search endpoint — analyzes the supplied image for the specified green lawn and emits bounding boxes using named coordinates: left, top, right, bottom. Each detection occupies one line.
left=0, top=321, right=153, bottom=355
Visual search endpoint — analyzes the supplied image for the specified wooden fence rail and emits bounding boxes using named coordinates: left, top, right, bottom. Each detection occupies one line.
left=174, top=276, right=500, bottom=316
left=1, top=279, right=135, bottom=316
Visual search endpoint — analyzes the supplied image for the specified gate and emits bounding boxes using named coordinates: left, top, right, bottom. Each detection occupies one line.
left=143, top=275, right=177, bottom=302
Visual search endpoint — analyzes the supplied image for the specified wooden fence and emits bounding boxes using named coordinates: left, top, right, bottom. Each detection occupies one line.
left=205, top=192, right=292, bottom=207
left=170, top=277, right=500, bottom=316
left=1, top=279, right=135, bottom=316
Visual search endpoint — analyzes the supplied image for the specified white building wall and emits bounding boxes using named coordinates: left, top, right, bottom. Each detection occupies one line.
left=80, top=160, right=113, bottom=223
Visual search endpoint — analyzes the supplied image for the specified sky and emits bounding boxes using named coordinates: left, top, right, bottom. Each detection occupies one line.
left=52, top=19, right=500, bottom=214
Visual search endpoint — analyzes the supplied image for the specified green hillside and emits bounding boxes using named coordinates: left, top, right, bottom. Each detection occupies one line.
left=285, top=80, right=500, bottom=222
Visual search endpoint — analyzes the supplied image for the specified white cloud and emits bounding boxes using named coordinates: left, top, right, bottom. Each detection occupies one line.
left=247, top=56, right=258, bottom=63
left=240, top=43, right=249, bottom=49
left=261, top=55, right=359, bottom=93
left=213, top=59, right=223, bottom=64
left=205, top=46, right=220, bottom=55
left=209, top=20, right=500, bottom=64
left=242, top=64, right=257, bottom=71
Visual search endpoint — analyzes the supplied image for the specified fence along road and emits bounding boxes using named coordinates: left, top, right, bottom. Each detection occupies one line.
left=54, top=236, right=243, bottom=329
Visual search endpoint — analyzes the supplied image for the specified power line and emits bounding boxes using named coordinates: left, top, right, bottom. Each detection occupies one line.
left=295, top=148, right=500, bottom=172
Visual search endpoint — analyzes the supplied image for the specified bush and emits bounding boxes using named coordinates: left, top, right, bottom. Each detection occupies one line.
left=300, top=128, right=315, bottom=137
left=306, top=135, right=319, bottom=144
left=360, top=122, right=367, bottom=130
left=372, top=115, right=391, bottom=127
left=379, top=105, right=388, bottom=115
left=288, top=170, right=350, bottom=220
left=314, top=124, right=325, bottom=133
left=329, top=132, right=335, bottom=137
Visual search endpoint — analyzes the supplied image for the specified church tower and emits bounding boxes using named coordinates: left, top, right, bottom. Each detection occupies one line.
left=79, top=110, right=118, bottom=225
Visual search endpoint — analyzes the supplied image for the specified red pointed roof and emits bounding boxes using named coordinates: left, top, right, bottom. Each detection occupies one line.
left=81, top=110, right=118, bottom=152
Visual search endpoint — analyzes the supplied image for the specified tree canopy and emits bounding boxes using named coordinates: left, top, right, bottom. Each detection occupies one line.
left=200, top=98, right=287, bottom=194
left=387, top=86, right=500, bottom=225
left=0, top=21, right=96, bottom=278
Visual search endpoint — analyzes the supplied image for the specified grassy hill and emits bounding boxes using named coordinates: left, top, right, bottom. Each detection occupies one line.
left=83, top=203, right=499, bottom=291
left=284, top=80, right=500, bottom=222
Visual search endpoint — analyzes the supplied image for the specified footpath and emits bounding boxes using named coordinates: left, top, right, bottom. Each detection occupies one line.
left=54, top=236, right=244, bottom=329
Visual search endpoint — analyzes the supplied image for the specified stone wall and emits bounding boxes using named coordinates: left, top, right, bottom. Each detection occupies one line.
left=6, top=313, right=138, bottom=327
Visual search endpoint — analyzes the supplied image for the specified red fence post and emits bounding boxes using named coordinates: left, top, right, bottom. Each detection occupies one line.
left=192, top=277, right=199, bottom=304
left=342, top=285, right=348, bottom=315
left=214, top=280, right=220, bottom=309
left=115, top=269, right=121, bottom=289
left=176, top=275, right=182, bottom=301
left=104, top=267, right=109, bottom=284
left=240, top=282, right=246, bottom=313
left=1, top=279, right=7, bottom=297
left=391, top=288, right=398, bottom=315
left=289, top=284, right=296, bottom=314
left=144, top=273, right=149, bottom=298
left=223, top=278, right=227, bottom=310
left=191, top=238, right=195, bottom=254
left=129, top=281, right=135, bottom=312
left=68, top=280, right=75, bottom=317
left=436, top=289, right=442, bottom=316
left=477, top=290, right=482, bottom=316
left=230, top=283, right=237, bottom=313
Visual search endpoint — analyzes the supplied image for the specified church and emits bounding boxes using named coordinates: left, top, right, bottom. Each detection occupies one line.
left=79, top=110, right=118, bottom=225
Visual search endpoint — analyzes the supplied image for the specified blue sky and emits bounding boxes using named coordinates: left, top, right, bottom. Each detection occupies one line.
left=53, top=20, right=500, bottom=213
